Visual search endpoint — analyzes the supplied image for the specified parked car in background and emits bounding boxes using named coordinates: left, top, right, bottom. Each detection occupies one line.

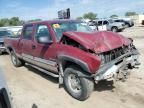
left=4, top=20, right=140, bottom=101
left=87, top=21, right=97, bottom=31
left=113, top=19, right=134, bottom=27
left=0, top=29, right=14, bottom=55
left=96, top=19, right=125, bottom=32
left=81, top=19, right=97, bottom=31
left=0, top=69, right=12, bottom=108
left=0, top=26, right=22, bottom=35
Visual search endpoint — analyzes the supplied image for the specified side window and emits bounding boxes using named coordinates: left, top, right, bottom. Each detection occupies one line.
left=23, top=25, right=33, bottom=39
left=35, top=25, right=52, bottom=41
left=98, top=21, right=103, bottom=26
left=115, top=20, right=120, bottom=22
left=103, top=21, right=108, bottom=25
left=16, top=29, right=22, bottom=37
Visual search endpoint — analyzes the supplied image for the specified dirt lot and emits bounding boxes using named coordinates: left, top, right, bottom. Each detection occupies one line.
left=0, top=25, right=144, bottom=108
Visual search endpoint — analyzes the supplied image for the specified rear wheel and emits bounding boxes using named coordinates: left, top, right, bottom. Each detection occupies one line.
left=126, top=23, right=131, bottom=28
left=63, top=65, right=94, bottom=101
left=111, top=27, right=118, bottom=32
left=11, top=51, right=25, bottom=67
left=0, top=50, right=2, bottom=55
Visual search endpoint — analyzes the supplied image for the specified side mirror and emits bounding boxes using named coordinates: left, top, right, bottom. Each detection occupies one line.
left=37, top=36, right=52, bottom=44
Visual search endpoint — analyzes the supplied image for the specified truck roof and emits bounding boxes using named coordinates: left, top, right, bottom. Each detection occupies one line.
left=25, top=19, right=81, bottom=25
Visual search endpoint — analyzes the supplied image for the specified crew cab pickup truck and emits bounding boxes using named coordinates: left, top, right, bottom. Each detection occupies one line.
left=4, top=20, right=140, bottom=101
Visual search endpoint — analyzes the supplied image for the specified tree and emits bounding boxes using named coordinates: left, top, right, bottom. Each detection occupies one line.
left=110, top=14, right=118, bottom=18
left=0, top=18, right=10, bottom=27
left=125, top=12, right=137, bottom=16
left=0, top=17, right=24, bottom=27
left=28, top=19, right=42, bottom=22
left=83, top=12, right=97, bottom=20
left=9, top=17, right=21, bottom=26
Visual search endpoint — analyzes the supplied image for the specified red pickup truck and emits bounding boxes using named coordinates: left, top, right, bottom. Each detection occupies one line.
left=4, top=20, right=140, bottom=100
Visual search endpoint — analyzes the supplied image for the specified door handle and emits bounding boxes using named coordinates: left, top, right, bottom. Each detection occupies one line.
left=32, top=45, right=36, bottom=49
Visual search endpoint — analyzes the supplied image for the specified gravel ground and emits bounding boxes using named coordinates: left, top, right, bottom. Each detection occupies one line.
left=0, top=25, right=144, bottom=108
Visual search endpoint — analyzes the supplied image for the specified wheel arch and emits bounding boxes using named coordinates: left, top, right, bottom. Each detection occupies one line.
left=111, top=26, right=118, bottom=29
left=58, top=55, right=91, bottom=75
left=6, top=46, right=15, bottom=54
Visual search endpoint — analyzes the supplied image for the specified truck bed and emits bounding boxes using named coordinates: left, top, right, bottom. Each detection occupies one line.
left=4, top=37, right=20, bottom=52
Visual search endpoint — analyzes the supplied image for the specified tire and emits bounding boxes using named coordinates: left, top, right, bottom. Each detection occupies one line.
left=111, top=27, right=118, bottom=32
left=11, top=51, right=25, bottom=67
left=0, top=50, right=2, bottom=55
left=125, top=24, right=130, bottom=28
left=63, top=65, right=94, bottom=101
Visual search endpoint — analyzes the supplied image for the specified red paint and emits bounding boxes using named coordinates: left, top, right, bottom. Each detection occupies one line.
left=63, top=31, right=131, bottom=53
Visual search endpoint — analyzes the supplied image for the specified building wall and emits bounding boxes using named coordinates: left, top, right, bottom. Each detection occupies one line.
left=127, top=15, right=144, bottom=24
left=138, top=15, right=144, bottom=24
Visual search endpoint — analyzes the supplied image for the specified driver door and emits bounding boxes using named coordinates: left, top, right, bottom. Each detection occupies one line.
left=31, top=24, right=58, bottom=73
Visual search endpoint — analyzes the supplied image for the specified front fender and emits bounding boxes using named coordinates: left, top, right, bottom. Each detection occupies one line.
left=58, top=55, right=90, bottom=73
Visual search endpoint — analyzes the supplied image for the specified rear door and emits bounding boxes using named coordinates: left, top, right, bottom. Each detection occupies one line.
left=97, top=21, right=107, bottom=31
left=21, top=24, right=34, bottom=62
left=102, top=20, right=108, bottom=31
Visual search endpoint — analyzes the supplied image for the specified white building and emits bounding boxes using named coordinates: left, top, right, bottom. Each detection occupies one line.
left=127, top=14, right=144, bottom=24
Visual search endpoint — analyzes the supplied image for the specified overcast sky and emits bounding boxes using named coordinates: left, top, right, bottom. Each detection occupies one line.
left=0, top=0, right=144, bottom=20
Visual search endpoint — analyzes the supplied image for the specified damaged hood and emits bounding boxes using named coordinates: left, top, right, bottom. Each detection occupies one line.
left=62, top=31, right=131, bottom=53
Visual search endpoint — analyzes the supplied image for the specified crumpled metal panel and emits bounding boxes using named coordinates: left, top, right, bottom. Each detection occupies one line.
left=62, top=31, right=131, bottom=53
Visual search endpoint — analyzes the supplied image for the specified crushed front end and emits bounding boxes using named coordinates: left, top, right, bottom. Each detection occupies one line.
left=94, top=42, right=140, bottom=82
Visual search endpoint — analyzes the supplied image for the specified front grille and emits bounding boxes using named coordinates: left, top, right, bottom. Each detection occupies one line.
left=99, top=46, right=130, bottom=64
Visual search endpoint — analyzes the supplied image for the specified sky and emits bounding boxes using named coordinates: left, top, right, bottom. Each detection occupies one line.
left=0, top=0, right=144, bottom=20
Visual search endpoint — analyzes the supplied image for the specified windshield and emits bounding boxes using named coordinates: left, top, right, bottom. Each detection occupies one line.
left=108, top=20, right=114, bottom=23
left=0, top=30, right=13, bottom=37
left=51, top=21, right=92, bottom=40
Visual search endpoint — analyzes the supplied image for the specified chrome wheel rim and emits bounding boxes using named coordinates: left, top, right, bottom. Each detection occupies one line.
left=112, top=28, right=117, bottom=32
left=12, top=54, right=17, bottom=65
left=68, top=74, right=82, bottom=93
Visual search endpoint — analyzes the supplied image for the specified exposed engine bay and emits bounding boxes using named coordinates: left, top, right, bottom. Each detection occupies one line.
left=95, top=43, right=140, bottom=82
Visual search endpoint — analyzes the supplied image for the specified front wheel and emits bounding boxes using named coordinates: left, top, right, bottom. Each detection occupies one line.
left=11, top=51, right=25, bottom=67
left=63, top=66, right=94, bottom=101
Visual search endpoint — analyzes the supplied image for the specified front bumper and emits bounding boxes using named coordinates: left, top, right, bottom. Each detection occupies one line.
left=94, top=50, right=139, bottom=81
left=118, top=26, right=125, bottom=30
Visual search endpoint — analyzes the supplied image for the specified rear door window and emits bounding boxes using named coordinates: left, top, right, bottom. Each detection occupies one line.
left=103, top=21, right=108, bottom=25
left=23, top=25, right=33, bottom=40
left=97, top=21, right=103, bottom=26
